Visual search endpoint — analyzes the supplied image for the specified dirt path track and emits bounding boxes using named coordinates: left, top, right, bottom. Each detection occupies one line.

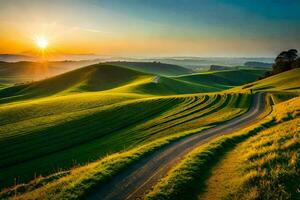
left=87, top=92, right=266, bottom=200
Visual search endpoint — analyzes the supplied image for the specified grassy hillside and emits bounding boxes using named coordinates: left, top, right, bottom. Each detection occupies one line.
left=235, top=68, right=300, bottom=93
left=176, top=69, right=267, bottom=90
left=202, top=120, right=299, bottom=200
left=231, top=68, right=300, bottom=106
left=0, top=64, right=151, bottom=102
left=107, top=61, right=193, bottom=76
left=113, top=76, right=219, bottom=95
left=0, top=92, right=252, bottom=191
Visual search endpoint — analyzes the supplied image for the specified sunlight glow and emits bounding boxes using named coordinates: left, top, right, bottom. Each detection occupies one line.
left=36, top=37, right=48, bottom=49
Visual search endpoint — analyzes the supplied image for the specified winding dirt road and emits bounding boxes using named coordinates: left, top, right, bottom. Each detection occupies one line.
left=87, top=92, right=266, bottom=200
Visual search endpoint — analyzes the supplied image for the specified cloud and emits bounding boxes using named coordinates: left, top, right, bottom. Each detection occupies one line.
left=72, top=26, right=111, bottom=35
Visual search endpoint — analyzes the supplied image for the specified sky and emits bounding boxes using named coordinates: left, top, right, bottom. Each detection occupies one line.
left=0, top=0, right=300, bottom=57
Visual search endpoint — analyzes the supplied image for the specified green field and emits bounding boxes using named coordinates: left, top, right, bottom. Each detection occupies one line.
left=0, top=62, right=298, bottom=199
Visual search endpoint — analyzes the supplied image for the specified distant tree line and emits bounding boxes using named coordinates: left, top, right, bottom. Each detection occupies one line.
left=264, top=49, right=300, bottom=77
left=244, top=61, right=273, bottom=68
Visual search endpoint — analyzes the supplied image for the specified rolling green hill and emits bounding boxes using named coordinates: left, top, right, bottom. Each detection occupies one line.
left=107, top=61, right=193, bottom=76
left=175, top=69, right=267, bottom=89
left=230, top=68, right=300, bottom=104
left=0, top=64, right=267, bottom=103
left=113, top=76, right=219, bottom=95
left=0, top=64, right=152, bottom=102
left=126, top=69, right=266, bottom=95
left=235, top=68, right=300, bottom=93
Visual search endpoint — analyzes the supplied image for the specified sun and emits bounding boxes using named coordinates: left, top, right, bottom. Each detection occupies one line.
left=36, top=37, right=48, bottom=49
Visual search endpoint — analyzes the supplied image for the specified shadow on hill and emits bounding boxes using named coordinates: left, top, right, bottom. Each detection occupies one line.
left=107, top=61, right=193, bottom=76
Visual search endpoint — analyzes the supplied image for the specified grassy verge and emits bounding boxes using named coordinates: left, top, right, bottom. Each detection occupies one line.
left=214, top=117, right=299, bottom=200
left=0, top=127, right=209, bottom=200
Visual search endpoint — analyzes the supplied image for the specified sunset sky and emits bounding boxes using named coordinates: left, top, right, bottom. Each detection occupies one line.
left=0, top=0, right=300, bottom=57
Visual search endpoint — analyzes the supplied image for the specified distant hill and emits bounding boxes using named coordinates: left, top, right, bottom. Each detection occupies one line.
left=0, top=54, right=36, bottom=62
left=244, top=61, right=273, bottom=68
left=0, top=60, right=99, bottom=84
left=209, top=65, right=238, bottom=71
left=136, top=57, right=274, bottom=70
left=107, top=61, right=193, bottom=76
left=0, top=53, right=107, bottom=62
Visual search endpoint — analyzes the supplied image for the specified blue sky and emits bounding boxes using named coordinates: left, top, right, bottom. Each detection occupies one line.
left=97, top=0, right=300, bottom=38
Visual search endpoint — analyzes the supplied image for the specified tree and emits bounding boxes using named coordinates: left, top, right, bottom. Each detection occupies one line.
left=292, top=57, right=300, bottom=69
left=287, top=49, right=298, bottom=61
left=272, top=49, right=298, bottom=74
left=275, top=49, right=298, bottom=63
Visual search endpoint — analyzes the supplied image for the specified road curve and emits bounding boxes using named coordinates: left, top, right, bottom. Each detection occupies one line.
left=87, top=92, right=266, bottom=200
